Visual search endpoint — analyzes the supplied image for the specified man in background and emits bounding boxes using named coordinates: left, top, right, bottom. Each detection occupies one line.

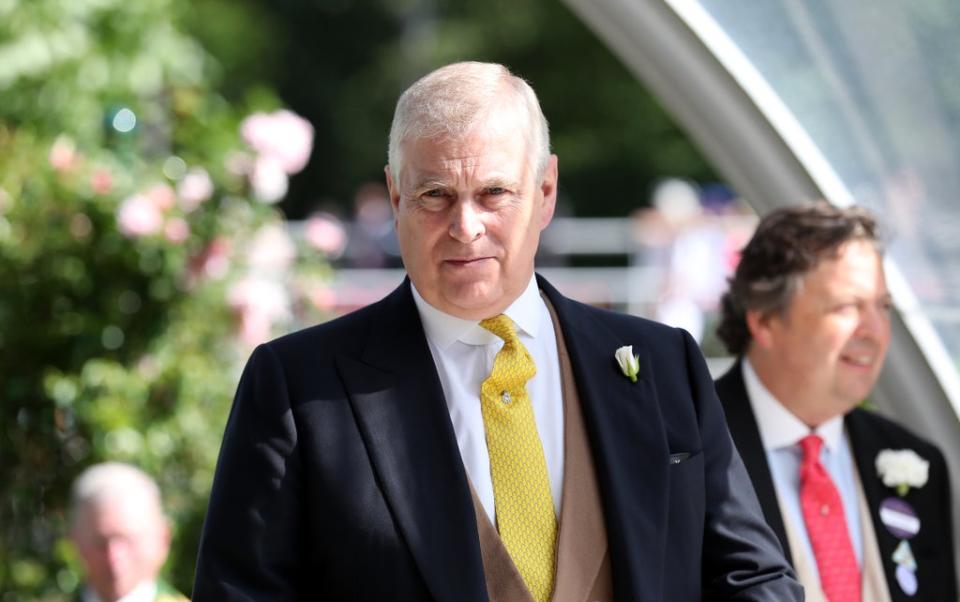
left=715, top=202, right=957, bottom=600
left=70, top=462, right=188, bottom=602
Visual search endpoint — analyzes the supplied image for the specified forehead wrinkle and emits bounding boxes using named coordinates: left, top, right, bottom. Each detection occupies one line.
left=408, top=159, right=519, bottom=190
left=440, top=154, right=481, bottom=169
left=406, top=153, right=477, bottom=181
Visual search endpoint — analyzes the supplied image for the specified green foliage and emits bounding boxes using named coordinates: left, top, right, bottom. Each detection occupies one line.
left=0, top=0, right=330, bottom=598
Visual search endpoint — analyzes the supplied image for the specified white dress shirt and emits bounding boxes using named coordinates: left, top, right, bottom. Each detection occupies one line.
left=741, top=359, right=864, bottom=583
left=412, top=275, right=565, bottom=525
left=81, top=581, right=158, bottom=602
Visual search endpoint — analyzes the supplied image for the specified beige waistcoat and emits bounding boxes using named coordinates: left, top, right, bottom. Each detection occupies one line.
left=469, top=298, right=613, bottom=602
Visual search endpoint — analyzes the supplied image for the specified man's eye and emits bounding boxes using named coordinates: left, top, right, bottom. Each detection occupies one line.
left=417, top=191, right=449, bottom=211
left=485, top=187, right=507, bottom=196
left=828, top=302, right=857, bottom=314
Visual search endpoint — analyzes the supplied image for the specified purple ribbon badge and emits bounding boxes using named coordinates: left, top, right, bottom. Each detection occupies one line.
left=880, top=497, right=920, bottom=539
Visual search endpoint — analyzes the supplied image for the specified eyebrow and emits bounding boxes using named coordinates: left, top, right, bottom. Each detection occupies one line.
left=410, top=176, right=520, bottom=193
left=411, top=179, right=449, bottom=192
left=480, top=177, right=516, bottom=189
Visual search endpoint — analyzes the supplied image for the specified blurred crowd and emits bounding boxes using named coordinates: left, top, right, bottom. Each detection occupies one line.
left=631, top=178, right=756, bottom=344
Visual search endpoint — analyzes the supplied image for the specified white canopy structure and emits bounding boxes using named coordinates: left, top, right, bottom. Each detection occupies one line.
left=564, top=0, right=960, bottom=565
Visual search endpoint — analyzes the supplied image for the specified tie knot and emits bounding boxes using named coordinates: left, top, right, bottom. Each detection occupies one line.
left=480, top=314, right=519, bottom=343
left=799, top=434, right=824, bottom=462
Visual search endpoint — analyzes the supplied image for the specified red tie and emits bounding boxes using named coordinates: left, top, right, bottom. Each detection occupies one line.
left=799, top=434, right=861, bottom=602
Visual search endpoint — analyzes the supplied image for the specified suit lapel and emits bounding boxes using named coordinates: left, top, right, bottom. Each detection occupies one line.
left=715, top=363, right=793, bottom=565
left=538, top=276, right=668, bottom=600
left=846, top=410, right=901, bottom=600
left=335, top=281, right=487, bottom=602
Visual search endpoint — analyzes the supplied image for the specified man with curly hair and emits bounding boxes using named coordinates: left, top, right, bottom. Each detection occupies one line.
left=715, top=201, right=956, bottom=601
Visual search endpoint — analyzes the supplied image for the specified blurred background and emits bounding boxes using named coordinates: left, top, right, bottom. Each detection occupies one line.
left=5, top=0, right=960, bottom=598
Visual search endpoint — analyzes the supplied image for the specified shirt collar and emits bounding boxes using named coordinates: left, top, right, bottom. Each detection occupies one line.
left=742, top=358, right=844, bottom=453
left=412, top=275, right=543, bottom=349
left=82, top=581, right=158, bottom=602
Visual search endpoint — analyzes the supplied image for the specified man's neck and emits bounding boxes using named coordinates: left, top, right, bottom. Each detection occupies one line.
left=744, top=352, right=831, bottom=428
left=83, top=580, right=157, bottom=602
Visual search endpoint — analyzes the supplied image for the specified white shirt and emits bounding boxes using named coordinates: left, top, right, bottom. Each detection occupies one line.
left=742, top=359, right=864, bottom=582
left=412, top=275, right=565, bottom=524
left=81, top=581, right=158, bottom=602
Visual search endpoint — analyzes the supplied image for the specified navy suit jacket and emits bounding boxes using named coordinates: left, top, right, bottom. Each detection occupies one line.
left=193, top=276, right=800, bottom=600
left=716, top=360, right=957, bottom=601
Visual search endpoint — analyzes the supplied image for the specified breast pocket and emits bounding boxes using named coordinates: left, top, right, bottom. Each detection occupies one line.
left=667, top=450, right=705, bottom=516
left=666, top=450, right=706, bottom=575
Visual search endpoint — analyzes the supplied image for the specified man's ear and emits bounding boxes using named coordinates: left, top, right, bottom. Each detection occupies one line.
left=148, top=515, right=173, bottom=578
left=385, top=165, right=401, bottom=218
left=745, top=309, right=775, bottom=350
left=538, top=154, right=559, bottom=231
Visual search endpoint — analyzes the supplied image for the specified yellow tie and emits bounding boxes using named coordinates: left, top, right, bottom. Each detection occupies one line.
left=479, top=314, right=557, bottom=602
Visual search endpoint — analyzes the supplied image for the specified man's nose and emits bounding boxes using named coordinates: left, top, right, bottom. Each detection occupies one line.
left=106, top=537, right=131, bottom=568
left=858, top=302, right=891, bottom=339
left=449, top=199, right=484, bottom=243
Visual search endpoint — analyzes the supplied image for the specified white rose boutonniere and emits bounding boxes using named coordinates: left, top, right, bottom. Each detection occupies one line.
left=615, top=345, right=640, bottom=383
left=876, top=449, right=929, bottom=496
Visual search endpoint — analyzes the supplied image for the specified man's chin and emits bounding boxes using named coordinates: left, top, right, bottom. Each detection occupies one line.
left=835, top=388, right=874, bottom=413
left=438, top=285, right=506, bottom=319
left=98, top=579, right=136, bottom=602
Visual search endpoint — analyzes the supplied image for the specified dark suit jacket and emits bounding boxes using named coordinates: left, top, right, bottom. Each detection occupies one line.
left=193, top=276, right=801, bottom=601
left=716, top=360, right=958, bottom=601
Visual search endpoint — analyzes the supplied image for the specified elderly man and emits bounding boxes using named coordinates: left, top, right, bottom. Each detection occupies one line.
left=193, top=61, right=800, bottom=601
left=715, top=202, right=957, bottom=601
left=70, top=462, right=188, bottom=602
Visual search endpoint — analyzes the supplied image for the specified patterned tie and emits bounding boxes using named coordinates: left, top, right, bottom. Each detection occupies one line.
left=799, top=434, right=861, bottom=602
left=479, top=314, right=557, bottom=602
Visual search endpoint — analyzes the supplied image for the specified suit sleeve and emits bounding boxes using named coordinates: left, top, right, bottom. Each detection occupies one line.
left=931, top=445, right=958, bottom=600
left=680, top=331, right=804, bottom=601
left=193, top=344, right=305, bottom=601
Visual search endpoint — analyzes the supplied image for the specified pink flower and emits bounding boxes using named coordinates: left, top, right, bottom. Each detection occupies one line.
left=116, top=183, right=178, bottom=238
left=146, top=183, right=176, bottom=211
left=237, top=311, right=273, bottom=348
left=49, top=136, right=78, bottom=172
left=90, top=169, right=113, bottom=195
left=164, top=218, right=190, bottom=243
left=305, top=213, right=348, bottom=258
left=309, top=284, right=337, bottom=312
left=177, top=167, right=213, bottom=211
left=228, top=277, right=291, bottom=347
left=117, top=193, right=163, bottom=237
left=188, top=237, right=232, bottom=285
left=228, top=278, right=290, bottom=316
left=203, top=238, right=232, bottom=279
left=241, top=109, right=314, bottom=174
left=247, top=223, right=296, bottom=272
left=250, top=156, right=288, bottom=204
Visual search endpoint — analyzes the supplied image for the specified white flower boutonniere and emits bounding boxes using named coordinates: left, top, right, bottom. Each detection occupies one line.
left=876, top=449, right=929, bottom=496
left=615, top=345, right=640, bottom=383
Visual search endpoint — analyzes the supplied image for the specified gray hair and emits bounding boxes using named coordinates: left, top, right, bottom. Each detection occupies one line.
left=70, top=462, right=164, bottom=528
left=387, top=61, right=551, bottom=184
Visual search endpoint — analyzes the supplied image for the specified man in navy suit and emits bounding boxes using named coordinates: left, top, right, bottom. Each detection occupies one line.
left=715, top=202, right=957, bottom=601
left=193, top=61, right=800, bottom=601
